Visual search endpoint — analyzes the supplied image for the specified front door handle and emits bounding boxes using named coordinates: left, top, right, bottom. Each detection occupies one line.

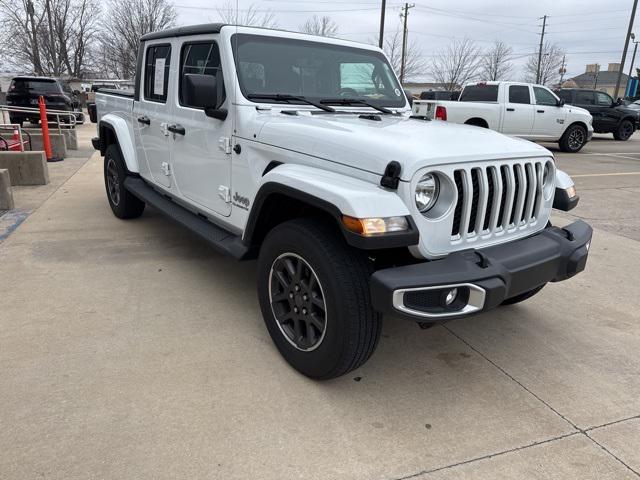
left=537, top=110, right=545, bottom=113
left=167, top=124, right=185, bottom=135
left=137, top=115, right=150, bottom=125
left=506, top=108, right=515, bottom=112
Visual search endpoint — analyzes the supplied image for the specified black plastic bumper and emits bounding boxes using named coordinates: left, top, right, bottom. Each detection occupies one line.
left=370, top=220, right=592, bottom=321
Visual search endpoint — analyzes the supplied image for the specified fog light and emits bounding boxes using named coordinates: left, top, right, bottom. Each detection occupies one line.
left=445, top=288, right=458, bottom=306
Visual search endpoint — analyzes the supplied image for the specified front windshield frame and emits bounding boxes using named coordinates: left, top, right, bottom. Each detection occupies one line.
left=230, top=33, right=407, bottom=109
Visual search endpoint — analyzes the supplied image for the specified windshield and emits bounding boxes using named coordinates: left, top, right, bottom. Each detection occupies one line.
left=9, top=79, right=61, bottom=94
left=232, top=34, right=406, bottom=108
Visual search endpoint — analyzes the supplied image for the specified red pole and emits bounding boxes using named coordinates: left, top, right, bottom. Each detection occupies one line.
left=38, top=95, right=62, bottom=162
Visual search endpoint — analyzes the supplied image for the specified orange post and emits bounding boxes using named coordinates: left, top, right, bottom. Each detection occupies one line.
left=38, top=95, right=62, bottom=162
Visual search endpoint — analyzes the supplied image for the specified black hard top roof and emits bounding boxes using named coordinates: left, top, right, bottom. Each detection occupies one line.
left=140, top=23, right=227, bottom=41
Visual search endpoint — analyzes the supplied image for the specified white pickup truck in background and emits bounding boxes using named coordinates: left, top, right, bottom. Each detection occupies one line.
left=412, top=81, right=594, bottom=153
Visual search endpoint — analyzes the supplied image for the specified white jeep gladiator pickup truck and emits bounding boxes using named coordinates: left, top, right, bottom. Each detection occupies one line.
left=412, top=81, right=594, bottom=153
left=90, top=24, right=592, bottom=379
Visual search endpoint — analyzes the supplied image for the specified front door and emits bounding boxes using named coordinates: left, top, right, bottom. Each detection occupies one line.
left=532, top=86, right=565, bottom=138
left=170, top=38, right=232, bottom=216
left=133, top=42, right=174, bottom=188
left=502, top=84, right=535, bottom=136
left=594, top=91, right=619, bottom=131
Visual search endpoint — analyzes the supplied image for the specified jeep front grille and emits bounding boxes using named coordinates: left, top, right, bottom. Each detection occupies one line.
left=451, top=161, right=546, bottom=239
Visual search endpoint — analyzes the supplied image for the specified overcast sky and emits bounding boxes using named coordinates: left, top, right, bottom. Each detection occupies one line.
left=172, top=0, right=638, bottom=82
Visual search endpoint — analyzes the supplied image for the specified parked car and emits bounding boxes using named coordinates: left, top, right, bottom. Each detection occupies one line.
left=6, top=76, right=84, bottom=125
left=91, top=24, right=592, bottom=379
left=412, top=81, right=594, bottom=152
left=556, top=89, right=640, bottom=141
left=419, top=90, right=460, bottom=101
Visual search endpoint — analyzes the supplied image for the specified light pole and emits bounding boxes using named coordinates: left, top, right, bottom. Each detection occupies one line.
left=614, top=0, right=638, bottom=99
left=627, top=33, right=639, bottom=97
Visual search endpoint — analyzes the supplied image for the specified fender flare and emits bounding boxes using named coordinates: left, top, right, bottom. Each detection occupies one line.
left=553, top=168, right=579, bottom=211
left=99, top=114, right=138, bottom=173
left=244, top=163, right=418, bottom=250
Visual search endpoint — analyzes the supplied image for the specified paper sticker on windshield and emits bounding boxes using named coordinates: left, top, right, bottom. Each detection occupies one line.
left=154, top=58, right=166, bottom=95
left=394, top=88, right=402, bottom=96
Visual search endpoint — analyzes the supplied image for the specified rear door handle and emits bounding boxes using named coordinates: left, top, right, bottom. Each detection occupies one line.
left=506, top=108, right=515, bottom=112
left=137, top=115, right=150, bottom=125
left=167, top=124, right=185, bottom=135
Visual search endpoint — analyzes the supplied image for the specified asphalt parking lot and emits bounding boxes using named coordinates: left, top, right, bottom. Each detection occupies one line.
left=1, top=125, right=639, bottom=479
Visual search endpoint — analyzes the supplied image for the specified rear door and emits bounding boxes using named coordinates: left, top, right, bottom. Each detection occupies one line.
left=532, top=86, right=565, bottom=138
left=170, top=38, right=232, bottom=216
left=572, top=90, right=598, bottom=128
left=133, top=41, right=174, bottom=188
left=501, top=84, right=535, bottom=136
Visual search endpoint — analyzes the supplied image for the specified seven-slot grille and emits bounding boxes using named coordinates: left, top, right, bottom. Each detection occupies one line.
left=451, top=160, right=547, bottom=239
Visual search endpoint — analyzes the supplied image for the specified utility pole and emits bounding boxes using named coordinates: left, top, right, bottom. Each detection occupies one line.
left=614, top=0, right=638, bottom=99
left=594, top=64, right=600, bottom=90
left=378, top=0, right=386, bottom=49
left=535, top=15, right=548, bottom=84
left=399, top=2, right=415, bottom=84
left=559, top=54, right=567, bottom=87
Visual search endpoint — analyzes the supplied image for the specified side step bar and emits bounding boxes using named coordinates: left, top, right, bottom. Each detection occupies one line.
left=124, top=177, right=251, bottom=260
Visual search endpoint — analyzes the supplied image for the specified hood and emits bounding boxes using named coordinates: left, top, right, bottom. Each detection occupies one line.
left=254, top=112, right=551, bottom=180
left=564, top=105, right=591, bottom=116
left=615, top=105, right=640, bottom=116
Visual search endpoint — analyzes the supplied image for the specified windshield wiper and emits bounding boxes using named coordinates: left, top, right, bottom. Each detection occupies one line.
left=320, top=98, right=395, bottom=114
left=247, top=93, right=335, bottom=112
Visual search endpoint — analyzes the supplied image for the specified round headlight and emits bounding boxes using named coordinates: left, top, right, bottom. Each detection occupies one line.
left=415, top=173, right=440, bottom=213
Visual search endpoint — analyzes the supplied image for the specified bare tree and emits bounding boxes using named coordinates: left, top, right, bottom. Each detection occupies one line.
left=430, top=38, right=482, bottom=91
left=0, top=0, right=101, bottom=77
left=480, top=40, right=513, bottom=81
left=299, top=15, right=338, bottom=37
left=524, top=42, right=565, bottom=86
left=99, top=0, right=176, bottom=79
left=216, top=1, right=277, bottom=28
left=374, top=28, right=426, bottom=81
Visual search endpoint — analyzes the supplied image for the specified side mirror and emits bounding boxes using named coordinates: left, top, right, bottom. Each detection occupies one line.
left=204, top=107, right=228, bottom=120
left=73, top=89, right=81, bottom=96
left=616, top=97, right=624, bottom=106
left=403, top=88, right=414, bottom=107
left=557, top=99, right=565, bottom=107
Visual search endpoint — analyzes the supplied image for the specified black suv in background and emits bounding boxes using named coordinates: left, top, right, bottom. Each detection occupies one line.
left=6, top=76, right=84, bottom=126
left=557, top=88, right=640, bottom=141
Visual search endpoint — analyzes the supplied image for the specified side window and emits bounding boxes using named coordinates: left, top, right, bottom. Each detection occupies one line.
left=558, top=90, right=572, bottom=103
left=533, top=87, right=559, bottom=106
left=508, top=85, right=530, bottom=104
left=596, top=92, right=613, bottom=106
left=144, top=44, right=171, bottom=103
left=179, top=41, right=223, bottom=108
left=575, top=91, right=595, bottom=105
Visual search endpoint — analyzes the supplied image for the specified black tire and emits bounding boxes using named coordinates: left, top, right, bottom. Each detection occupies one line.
left=104, top=144, right=145, bottom=219
left=559, top=124, right=588, bottom=153
left=613, top=119, right=634, bottom=141
left=257, top=218, right=381, bottom=380
left=501, top=284, right=546, bottom=305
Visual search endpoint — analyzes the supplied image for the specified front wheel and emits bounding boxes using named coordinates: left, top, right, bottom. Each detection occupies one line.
left=613, top=119, right=634, bottom=141
left=257, top=218, right=381, bottom=380
left=559, top=124, right=587, bottom=153
left=104, top=144, right=145, bottom=219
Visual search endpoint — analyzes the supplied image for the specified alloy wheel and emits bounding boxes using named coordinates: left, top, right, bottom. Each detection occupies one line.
left=568, top=128, right=585, bottom=151
left=268, top=252, right=327, bottom=351
left=106, top=158, right=120, bottom=206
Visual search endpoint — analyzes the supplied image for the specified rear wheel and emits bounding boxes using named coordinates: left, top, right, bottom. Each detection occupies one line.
left=257, top=218, right=381, bottom=379
left=613, top=119, right=634, bottom=141
left=104, top=144, right=145, bottom=219
left=559, top=124, right=587, bottom=153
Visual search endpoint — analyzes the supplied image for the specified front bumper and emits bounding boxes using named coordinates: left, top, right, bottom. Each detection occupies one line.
left=370, top=220, right=592, bottom=321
